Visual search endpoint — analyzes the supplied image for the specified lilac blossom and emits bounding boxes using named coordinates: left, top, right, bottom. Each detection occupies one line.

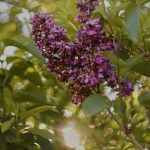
left=32, top=0, right=134, bottom=104
left=32, top=13, right=75, bottom=82
left=121, top=79, right=134, bottom=96
left=76, top=0, right=99, bottom=23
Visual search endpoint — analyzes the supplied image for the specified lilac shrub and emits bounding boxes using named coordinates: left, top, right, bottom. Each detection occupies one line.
left=32, top=0, right=134, bottom=104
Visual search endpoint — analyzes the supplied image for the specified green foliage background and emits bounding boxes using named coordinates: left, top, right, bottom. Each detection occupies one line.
left=0, top=0, right=150, bottom=150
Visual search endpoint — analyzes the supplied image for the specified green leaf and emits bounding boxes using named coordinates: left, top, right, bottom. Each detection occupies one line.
left=0, top=48, right=3, bottom=55
left=82, top=94, right=110, bottom=117
left=126, top=53, right=144, bottom=69
left=119, top=68, right=140, bottom=80
left=5, top=134, right=24, bottom=143
left=21, top=105, right=58, bottom=119
left=7, top=58, right=42, bottom=85
left=131, top=60, right=150, bottom=77
left=142, top=11, right=150, bottom=30
left=10, top=7, right=22, bottom=14
left=1, top=117, right=15, bottom=133
left=24, top=71, right=42, bottom=86
left=131, top=113, right=145, bottom=126
left=6, top=56, right=22, bottom=64
left=4, top=35, right=46, bottom=63
left=138, top=93, right=150, bottom=106
left=9, top=59, right=31, bottom=75
left=29, top=128, right=53, bottom=139
left=103, top=51, right=127, bottom=68
left=13, top=90, right=48, bottom=104
left=36, top=136, right=54, bottom=150
left=125, top=3, right=140, bottom=42
left=141, top=0, right=150, bottom=5
left=21, top=143, right=35, bottom=150
left=13, top=83, right=56, bottom=106
left=103, top=52, right=140, bottom=80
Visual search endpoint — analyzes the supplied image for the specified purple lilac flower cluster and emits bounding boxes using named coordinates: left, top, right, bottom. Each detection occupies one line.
left=32, top=0, right=134, bottom=104
left=121, top=79, right=134, bottom=96
left=75, top=0, right=99, bottom=23
left=32, top=13, right=75, bottom=82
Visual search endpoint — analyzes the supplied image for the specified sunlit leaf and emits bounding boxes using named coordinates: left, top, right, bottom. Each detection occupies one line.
left=21, top=105, right=58, bottom=119
left=1, top=117, right=15, bottom=133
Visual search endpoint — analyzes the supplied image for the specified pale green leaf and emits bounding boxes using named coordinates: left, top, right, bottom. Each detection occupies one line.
left=125, top=3, right=140, bottom=42
left=82, top=94, right=110, bottom=117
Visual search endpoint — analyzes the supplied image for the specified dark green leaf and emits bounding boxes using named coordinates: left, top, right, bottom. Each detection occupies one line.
left=138, top=92, right=150, bottom=106
left=23, top=71, right=42, bottom=86
left=29, top=128, right=53, bottom=139
left=8, top=59, right=42, bottom=85
left=5, top=134, right=24, bottom=143
left=13, top=90, right=48, bottom=104
left=36, top=136, right=54, bottom=150
left=103, top=51, right=127, bottom=68
left=119, top=68, right=140, bottom=80
left=131, top=60, right=150, bottom=77
left=9, top=59, right=31, bottom=75
left=13, top=85, right=56, bottom=106
left=126, top=54, right=144, bottom=69
left=82, top=94, right=110, bottom=117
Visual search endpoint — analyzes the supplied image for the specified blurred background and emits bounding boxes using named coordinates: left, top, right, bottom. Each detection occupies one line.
left=0, top=0, right=150, bottom=150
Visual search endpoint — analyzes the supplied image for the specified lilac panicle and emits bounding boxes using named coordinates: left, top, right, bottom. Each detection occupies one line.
left=32, top=0, right=134, bottom=104
left=76, top=0, right=99, bottom=23
left=32, top=13, right=75, bottom=82
left=32, top=13, right=68, bottom=57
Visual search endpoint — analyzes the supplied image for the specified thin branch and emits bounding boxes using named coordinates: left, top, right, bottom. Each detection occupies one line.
left=107, top=109, right=125, bottom=131
left=127, top=133, right=145, bottom=150
left=107, top=109, right=144, bottom=150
